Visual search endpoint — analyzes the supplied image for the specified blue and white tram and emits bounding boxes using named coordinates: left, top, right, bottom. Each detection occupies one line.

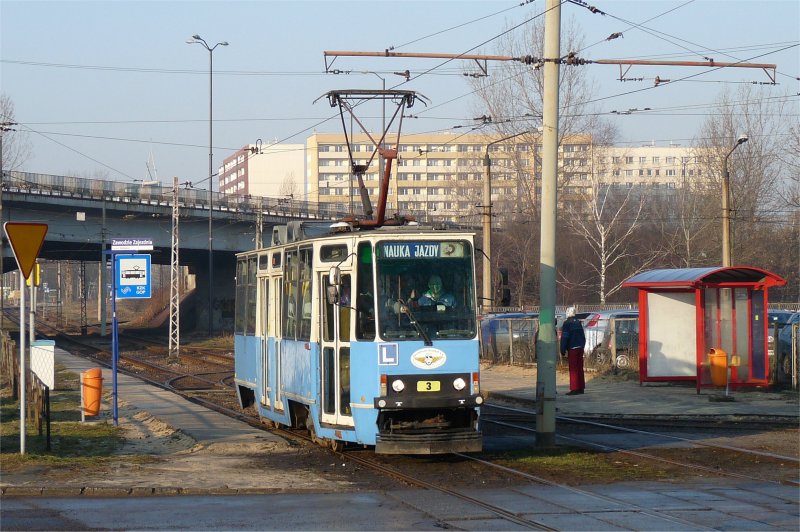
left=233, top=222, right=483, bottom=454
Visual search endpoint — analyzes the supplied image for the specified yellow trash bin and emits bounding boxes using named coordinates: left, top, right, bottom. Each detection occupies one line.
left=82, top=368, right=103, bottom=416
left=709, top=348, right=728, bottom=386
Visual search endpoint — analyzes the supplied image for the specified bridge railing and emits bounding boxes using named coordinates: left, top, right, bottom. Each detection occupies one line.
left=3, top=171, right=350, bottom=220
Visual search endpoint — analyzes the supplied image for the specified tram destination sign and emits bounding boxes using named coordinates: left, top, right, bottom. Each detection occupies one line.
left=112, top=238, right=153, bottom=251
left=378, top=241, right=466, bottom=259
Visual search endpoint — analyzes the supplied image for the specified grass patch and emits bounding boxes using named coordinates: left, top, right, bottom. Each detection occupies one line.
left=485, top=446, right=677, bottom=484
left=183, top=334, right=234, bottom=350
left=0, top=364, right=136, bottom=475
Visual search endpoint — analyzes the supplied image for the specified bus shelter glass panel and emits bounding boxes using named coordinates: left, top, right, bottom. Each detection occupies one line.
left=750, top=290, right=766, bottom=380
left=734, top=288, right=750, bottom=381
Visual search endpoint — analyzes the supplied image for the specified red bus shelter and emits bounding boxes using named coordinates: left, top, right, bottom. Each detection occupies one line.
left=623, top=267, right=786, bottom=392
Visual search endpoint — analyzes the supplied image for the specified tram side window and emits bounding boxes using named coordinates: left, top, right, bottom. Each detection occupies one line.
left=282, top=247, right=312, bottom=340
left=356, top=242, right=376, bottom=340
left=339, top=275, right=351, bottom=342
left=235, top=258, right=247, bottom=334
left=283, top=249, right=298, bottom=338
left=298, top=247, right=313, bottom=340
left=246, top=257, right=257, bottom=335
left=322, top=276, right=334, bottom=343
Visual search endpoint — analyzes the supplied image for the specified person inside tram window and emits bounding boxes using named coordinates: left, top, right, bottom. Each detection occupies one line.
left=418, top=274, right=456, bottom=309
left=356, top=273, right=375, bottom=338
left=387, top=273, right=420, bottom=315
left=339, top=276, right=351, bottom=306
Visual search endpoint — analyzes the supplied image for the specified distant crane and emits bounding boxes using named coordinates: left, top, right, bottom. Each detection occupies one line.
left=145, top=147, right=160, bottom=186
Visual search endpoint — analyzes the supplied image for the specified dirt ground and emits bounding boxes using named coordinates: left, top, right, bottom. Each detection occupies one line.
left=2, top=363, right=796, bottom=492
left=2, top=397, right=394, bottom=492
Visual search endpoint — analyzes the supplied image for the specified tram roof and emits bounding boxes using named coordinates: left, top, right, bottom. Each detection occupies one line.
left=236, top=221, right=476, bottom=256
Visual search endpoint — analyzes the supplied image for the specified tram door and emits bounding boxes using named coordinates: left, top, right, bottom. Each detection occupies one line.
left=259, top=276, right=271, bottom=408
left=273, top=276, right=285, bottom=413
left=320, top=273, right=354, bottom=427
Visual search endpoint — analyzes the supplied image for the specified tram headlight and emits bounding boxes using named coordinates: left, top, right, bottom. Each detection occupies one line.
left=453, top=377, right=466, bottom=391
left=391, top=379, right=405, bottom=393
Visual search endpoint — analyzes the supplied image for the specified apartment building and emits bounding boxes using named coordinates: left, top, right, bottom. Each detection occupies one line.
left=308, top=131, right=567, bottom=225
left=218, top=142, right=305, bottom=198
left=597, top=145, right=709, bottom=188
left=219, top=133, right=711, bottom=224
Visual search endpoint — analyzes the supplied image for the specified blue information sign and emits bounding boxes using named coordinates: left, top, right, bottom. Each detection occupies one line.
left=115, top=254, right=151, bottom=299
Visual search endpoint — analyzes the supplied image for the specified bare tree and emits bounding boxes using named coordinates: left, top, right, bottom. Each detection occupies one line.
left=278, top=171, right=298, bottom=199
left=779, top=121, right=800, bottom=210
left=696, top=86, right=793, bottom=266
left=494, top=219, right=541, bottom=306
left=561, top=169, right=666, bottom=304
left=468, top=16, right=599, bottom=144
left=0, top=93, right=31, bottom=172
left=468, top=16, right=622, bottom=305
left=654, top=150, right=720, bottom=268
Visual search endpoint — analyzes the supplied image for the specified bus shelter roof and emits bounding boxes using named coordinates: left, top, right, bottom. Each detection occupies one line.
left=623, top=267, right=786, bottom=288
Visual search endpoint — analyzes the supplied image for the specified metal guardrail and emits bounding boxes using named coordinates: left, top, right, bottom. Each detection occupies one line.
left=3, top=171, right=350, bottom=220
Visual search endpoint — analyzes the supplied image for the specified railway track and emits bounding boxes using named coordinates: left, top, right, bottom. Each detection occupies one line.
left=481, top=402, right=799, bottom=486
left=9, top=316, right=797, bottom=528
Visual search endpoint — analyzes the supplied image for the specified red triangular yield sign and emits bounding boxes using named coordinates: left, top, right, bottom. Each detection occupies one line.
left=3, top=222, right=48, bottom=279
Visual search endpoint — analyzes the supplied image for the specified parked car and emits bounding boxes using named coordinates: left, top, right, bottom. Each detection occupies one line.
left=580, top=309, right=639, bottom=367
left=775, top=312, right=799, bottom=386
left=480, top=312, right=538, bottom=364
left=767, top=309, right=795, bottom=357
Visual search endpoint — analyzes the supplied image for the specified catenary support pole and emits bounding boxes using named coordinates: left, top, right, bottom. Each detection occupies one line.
left=482, top=151, right=492, bottom=312
left=100, top=202, right=107, bottom=336
left=536, top=0, right=561, bottom=448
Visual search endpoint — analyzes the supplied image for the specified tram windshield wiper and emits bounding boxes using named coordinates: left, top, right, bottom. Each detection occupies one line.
left=398, top=299, right=432, bottom=346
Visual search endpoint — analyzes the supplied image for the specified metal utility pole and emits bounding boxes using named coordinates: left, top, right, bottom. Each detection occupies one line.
left=187, top=34, right=228, bottom=336
left=79, top=261, right=87, bottom=335
left=722, top=134, right=748, bottom=267
left=18, top=266, right=25, bottom=453
left=168, top=177, right=181, bottom=363
left=483, top=131, right=532, bottom=313
left=57, top=262, right=63, bottom=327
left=99, top=202, right=107, bottom=336
left=255, top=208, right=263, bottom=249
left=0, top=121, right=15, bottom=329
left=536, top=0, right=561, bottom=449
left=482, top=150, right=492, bottom=313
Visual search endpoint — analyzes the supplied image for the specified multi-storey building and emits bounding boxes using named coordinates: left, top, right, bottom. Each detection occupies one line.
left=220, top=133, right=712, bottom=225
left=218, top=142, right=305, bottom=198
left=598, top=144, right=709, bottom=188
left=308, top=132, right=558, bottom=225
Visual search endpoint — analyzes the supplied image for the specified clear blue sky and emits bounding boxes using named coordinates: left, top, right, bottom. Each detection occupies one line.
left=2, top=0, right=798, bottom=192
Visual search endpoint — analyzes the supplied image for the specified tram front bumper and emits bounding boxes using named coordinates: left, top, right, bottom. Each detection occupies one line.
left=375, top=431, right=482, bottom=454
left=374, top=393, right=483, bottom=409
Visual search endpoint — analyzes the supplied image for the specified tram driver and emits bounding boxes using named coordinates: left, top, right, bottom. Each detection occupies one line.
left=418, top=275, right=456, bottom=310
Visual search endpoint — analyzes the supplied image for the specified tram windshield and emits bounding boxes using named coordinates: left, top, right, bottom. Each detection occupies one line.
left=375, top=240, right=476, bottom=341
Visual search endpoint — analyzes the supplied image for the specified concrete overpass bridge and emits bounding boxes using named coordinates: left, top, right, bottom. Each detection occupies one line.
left=1, top=171, right=346, bottom=332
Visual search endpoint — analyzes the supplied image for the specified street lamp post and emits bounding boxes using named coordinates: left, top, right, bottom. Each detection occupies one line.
left=483, top=131, right=530, bottom=312
left=721, top=134, right=748, bottom=267
left=0, top=122, right=16, bottom=329
left=187, top=34, right=227, bottom=335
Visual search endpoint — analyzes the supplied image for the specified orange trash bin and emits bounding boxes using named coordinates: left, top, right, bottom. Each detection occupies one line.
left=82, top=368, right=103, bottom=416
left=709, top=348, right=728, bottom=386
